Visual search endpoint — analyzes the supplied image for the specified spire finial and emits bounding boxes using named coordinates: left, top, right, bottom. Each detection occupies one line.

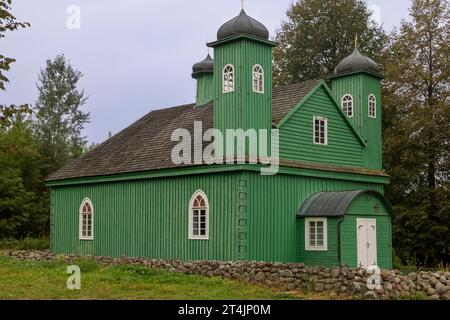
left=355, top=35, right=359, bottom=49
left=241, top=0, right=244, bottom=10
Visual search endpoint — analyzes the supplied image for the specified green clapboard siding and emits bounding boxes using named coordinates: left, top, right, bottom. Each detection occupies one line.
left=279, top=85, right=364, bottom=168
left=331, top=73, right=382, bottom=170
left=51, top=169, right=387, bottom=264
left=297, top=218, right=341, bottom=267
left=51, top=172, right=244, bottom=261
left=245, top=171, right=384, bottom=263
left=340, top=193, right=392, bottom=269
left=213, top=38, right=273, bottom=157
left=196, top=74, right=214, bottom=106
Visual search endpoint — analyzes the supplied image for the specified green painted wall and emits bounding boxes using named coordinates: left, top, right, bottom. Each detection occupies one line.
left=279, top=85, right=364, bottom=168
left=195, top=74, right=214, bottom=107
left=51, top=172, right=244, bottom=261
left=297, top=218, right=341, bottom=267
left=213, top=38, right=273, bottom=157
left=51, top=168, right=388, bottom=265
left=331, top=73, right=382, bottom=170
left=340, top=193, right=392, bottom=269
left=245, top=171, right=384, bottom=263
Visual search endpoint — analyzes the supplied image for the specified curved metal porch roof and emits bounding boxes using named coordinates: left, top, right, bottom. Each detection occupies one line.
left=297, top=190, right=393, bottom=218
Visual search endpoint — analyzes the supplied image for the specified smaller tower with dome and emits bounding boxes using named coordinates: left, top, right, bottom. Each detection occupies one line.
left=192, top=54, right=214, bottom=107
left=207, top=9, right=278, bottom=158
left=330, top=45, right=383, bottom=170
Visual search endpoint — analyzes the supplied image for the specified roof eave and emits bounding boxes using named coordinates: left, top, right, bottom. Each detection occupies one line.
left=328, top=69, right=385, bottom=80
left=207, top=34, right=278, bottom=48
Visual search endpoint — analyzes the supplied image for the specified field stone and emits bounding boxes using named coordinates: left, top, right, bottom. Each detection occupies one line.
left=314, top=282, right=325, bottom=292
left=364, top=291, right=378, bottom=299
left=255, top=272, right=265, bottom=281
left=427, top=288, right=436, bottom=295
left=3, top=249, right=448, bottom=300
left=408, top=273, right=417, bottom=281
left=435, top=283, right=447, bottom=295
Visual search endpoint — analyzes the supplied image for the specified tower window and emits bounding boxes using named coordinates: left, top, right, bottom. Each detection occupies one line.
left=369, top=94, right=376, bottom=118
left=223, top=64, right=235, bottom=93
left=341, top=94, right=354, bottom=118
left=189, top=190, right=209, bottom=240
left=313, top=116, right=328, bottom=145
left=79, top=198, right=94, bottom=240
left=252, top=64, right=264, bottom=93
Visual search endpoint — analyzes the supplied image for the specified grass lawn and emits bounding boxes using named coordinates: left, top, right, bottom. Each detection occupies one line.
left=0, top=256, right=298, bottom=300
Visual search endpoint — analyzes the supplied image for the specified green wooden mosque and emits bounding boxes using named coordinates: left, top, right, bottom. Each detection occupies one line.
left=47, top=9, right=393, bottom=269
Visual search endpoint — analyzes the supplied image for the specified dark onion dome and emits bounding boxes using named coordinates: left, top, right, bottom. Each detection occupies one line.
left=334, top=48, right=380, bottom=76
left=192, top=54, right=214, bottom=79
left=217, top=9, right=269, bottom=41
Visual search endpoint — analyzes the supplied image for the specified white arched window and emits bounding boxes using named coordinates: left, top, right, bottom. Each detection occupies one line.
left=341, top=94, right=354, bottom=118
left=79, top=198, right=94, bottom=240
left=252, top=64, right=264, bottom=93
left=189, top=190, right=209, bottom=240
left=368, top=94, right=376, bottom=118
left=223, top=64, right=235, bottom=93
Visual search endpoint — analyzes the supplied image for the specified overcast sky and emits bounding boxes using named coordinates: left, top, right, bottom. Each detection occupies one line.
left=2, top=0, right=412, bottom=144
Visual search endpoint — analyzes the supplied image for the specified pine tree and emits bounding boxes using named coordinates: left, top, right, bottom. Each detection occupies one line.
left=33, top=55, right=90, bottom=177
left=273, top=0, right=388, bottom=85
left=383, top=0, right=450, bottom=265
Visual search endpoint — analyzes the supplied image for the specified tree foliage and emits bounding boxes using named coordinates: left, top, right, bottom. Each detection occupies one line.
left=383, top=0, right=450, bottom=265
left=33, top=54, right=90, bottom=177
left=273, top=0, right=388, bottom=85
left=0, top=0, right=31, bottom=126
left=0, top=117, right=46, bottom=238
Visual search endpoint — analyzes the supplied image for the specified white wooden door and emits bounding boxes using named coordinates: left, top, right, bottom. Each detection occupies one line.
left=356, top=219, right=377, bottom=268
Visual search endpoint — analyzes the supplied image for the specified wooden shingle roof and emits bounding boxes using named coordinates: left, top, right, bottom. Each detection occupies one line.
left=47, top=80, right=320, bottom=181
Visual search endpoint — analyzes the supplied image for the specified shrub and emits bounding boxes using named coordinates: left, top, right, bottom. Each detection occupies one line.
left=0, top=237, right=50, bottom=250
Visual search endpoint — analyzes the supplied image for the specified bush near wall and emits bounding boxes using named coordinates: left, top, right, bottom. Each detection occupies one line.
left=0, top=238, right=50, bottom=251
left=2, top=250, right=450, bottom=300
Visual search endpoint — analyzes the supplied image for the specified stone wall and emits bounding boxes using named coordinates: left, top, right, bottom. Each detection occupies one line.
left=3, top=250, right=449, bottom=300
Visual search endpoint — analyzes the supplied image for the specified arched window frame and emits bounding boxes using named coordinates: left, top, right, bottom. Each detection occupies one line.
left=368, top=94, right=376, bottom=118
left=223, top=64, right=235, bottom=94
left=188, top=190, right=210, bottom=240
left=341, top=94, right=354, bottom=118
left=79, top=197, right=94, bottom=240
left=252, top=64, right=264, bottom=93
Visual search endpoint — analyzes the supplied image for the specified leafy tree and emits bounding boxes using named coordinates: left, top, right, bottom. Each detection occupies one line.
left=33, top=54, right=90, bottom=177
left=0, top=117, right=46, bottom=238
left=0, top=0, right=31, bottom=126
left=273, top=0, right=388, bottom=85
left=383, top=0, right=450, bottom=265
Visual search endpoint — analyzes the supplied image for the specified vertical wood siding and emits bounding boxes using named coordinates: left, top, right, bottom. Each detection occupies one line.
left=331, top=73, right=382, bottom=170
left=52, top=172, right=242, bottom=261
left=246, top=172, right=384, bottom=263
left=341, top=193, right=392, bottom=269
left=213, top=39, right=273, bottom=156
left=52, top=170, right=387, bottom=265
left=196, top=74, right=214, bottom=106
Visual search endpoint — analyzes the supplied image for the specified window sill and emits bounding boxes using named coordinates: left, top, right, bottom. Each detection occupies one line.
left=189, top=237, right=209, bottom=241
left=305, top=247, right=328, bottom=251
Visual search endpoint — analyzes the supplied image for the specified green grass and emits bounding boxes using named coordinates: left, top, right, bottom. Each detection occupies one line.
left=0, top=238, right=50, bottom=251
left=0, top=256, right=295, bottom=300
